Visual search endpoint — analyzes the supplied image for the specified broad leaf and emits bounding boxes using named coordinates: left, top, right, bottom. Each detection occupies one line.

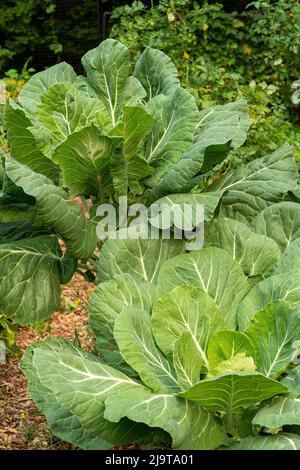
left=245, top=302, right=300, bottom=378
left=133, top=46, right=179, bottom=100
left=178, top=373, right=287, bottom=412
left=31, top=342, right=157, bottom=445
left=0, top=236, right=62, bottom=324
left=282, top=366, right=300, bottom=398
left=252, top=202, right=300, bottom=252
left=4, top=101, right=58, bottom=180
left=237, top=273, right=300, bottom=330
left=89, top=273, right=156, bottom=371
left=207, top=331, right=256, bottom=371
left=145, top=87, right=199, bottom=187
left=205, top=218, right=281, bottom=277
left=82, top=39, right=130, bottom=127
left=253, top=396, right=300, bottom=428
left=98, top=224, right=185, bottom=284
left=272, top=238, right=300, bottom=275
left=6, top=158, right=97, bottom=259
left=21, top=339, right=110, bottom=450
left=151, top=285, right=225, bottom=366
left=19, top=62, right=77, bottom=112
left=114, top=307, right=179, bottom=393
left=104, top=388, right=225, bottom=450
left=228, top=433, right=300, bottom=450
left=157, top=247, right=250, bottom=329
left=53, top=125, right=122, bottom=197
left=173, top=332, right=203, bottom=390
left=209, top=145, right=298, bottom=223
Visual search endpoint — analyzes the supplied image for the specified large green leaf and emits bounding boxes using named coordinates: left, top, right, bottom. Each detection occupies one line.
left=133, top=46, right=179, bottom=100
left=245, top=302, right=300, bottom=379
left=237, top=272, right=300, bottom=330
left=53, top=125, right=122, bottom=198
left=282, top=366, right=300, bottom=398
left=209, top=145, right=298, bottom=223
left=157, top=247, right=250, bottom=329
left=19, top=62, right=77, bottom=113
left=21, top=339, right=110, bottom=450
left=98, top=224, right=185, bottom=284
left=89, top=273, right=156, bottom=371
left=204, top=218, right=281, bottom=277
left=146, top=101, right=249, bottom=201
left=228, top=433, right=300, bottom=450
left=207, top=331, right=256, bottom=371
left=4, top=101, right=58, bottom=180
left=6, top=158, right=97, bottom=259
left=114, top=307, right=179, bottom=393
left=151, top=192, right=223, bottom=227
left=178, top=373, right=287, bottom=412
left=172, top=332, right=203, bottom=390
left=104, top=388, right=225, bottom=450
left=253, top=396, right=300, bottom=428
left=82, top=39, right=131, bottom=127
left=272, top=238, right=300, bottom=275
left=111, top=106, right=153, bottom=188
left=31, top=342, right=157, bottom=445
left=145, top=87, right=199, bottom=187
left=0, top=235, right=62, bottom=324
left=151, top=285, right=225, bottom=367
left=251, top=202, right=300, bottom=252
left=32, top=83, right=103, bottom=157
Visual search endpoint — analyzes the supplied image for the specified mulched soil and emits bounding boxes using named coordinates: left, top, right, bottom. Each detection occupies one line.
left=0, top=273, right=94, bottom=450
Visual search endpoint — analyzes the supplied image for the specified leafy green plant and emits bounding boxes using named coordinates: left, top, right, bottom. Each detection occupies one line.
left=21, top=208, right=300, bottom=449
left=1, top=39, right=299, bottom=331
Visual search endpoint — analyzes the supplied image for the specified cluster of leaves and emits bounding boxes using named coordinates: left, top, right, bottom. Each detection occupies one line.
left=109, top=0, right=300, bottom=160
left=2, top=38, right=300, bottom=449
left=0, top=38, right=251, bottom=326
left=22, top=185, right=300, bottom=449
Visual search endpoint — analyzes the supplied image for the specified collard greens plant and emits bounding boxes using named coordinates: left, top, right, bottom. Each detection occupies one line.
left=3, top=38, right=300, bottom=449
left=22, top=215, right=300, bottom=449
left=0, top=38, right=299, bottom=326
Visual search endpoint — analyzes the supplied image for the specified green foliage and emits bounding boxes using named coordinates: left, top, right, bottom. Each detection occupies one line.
left=21, top=217, right=300, bottom=449
left=0, top=39, right=299, bottom=449
left=110, top=0, right=300, bottom=160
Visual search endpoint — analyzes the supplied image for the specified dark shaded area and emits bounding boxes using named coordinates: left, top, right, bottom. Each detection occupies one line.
left=0, top=0, right=257, bottom=73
